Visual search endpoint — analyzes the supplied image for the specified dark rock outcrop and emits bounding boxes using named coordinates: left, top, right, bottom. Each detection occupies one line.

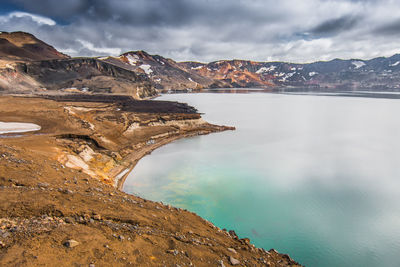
left=15, top=58, right=156, bottom=98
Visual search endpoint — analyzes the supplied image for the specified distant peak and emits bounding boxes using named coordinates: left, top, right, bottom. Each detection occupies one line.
left=122, top=50, right=150, bottom=57
left=0, top=31, right=69, bottom=61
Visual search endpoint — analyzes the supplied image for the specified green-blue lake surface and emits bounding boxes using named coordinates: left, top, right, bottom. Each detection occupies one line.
left=123, top=92, right=400, bottom=267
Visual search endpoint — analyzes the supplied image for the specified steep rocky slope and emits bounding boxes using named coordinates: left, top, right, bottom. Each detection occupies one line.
left=3, top=31, right=400, bottom=96
left=180, top=54, right=400, bottom=90
left=180, top=60, right=274, bottom=88
left=0, top=32, right=157, bottom=98
left=13, top=58, right=156, bottom=98
left=100, top=51, right=228, bottom=91
left=0, top=58, right=156, bottom=98
left=101, top=49, right=400, bottom=91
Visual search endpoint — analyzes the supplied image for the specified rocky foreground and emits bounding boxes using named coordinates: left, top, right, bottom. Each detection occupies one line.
left=0, top=95, right=301, bottom=266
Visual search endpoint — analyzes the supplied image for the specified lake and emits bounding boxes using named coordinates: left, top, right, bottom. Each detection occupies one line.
left=123, top=92, right=400, bottom=267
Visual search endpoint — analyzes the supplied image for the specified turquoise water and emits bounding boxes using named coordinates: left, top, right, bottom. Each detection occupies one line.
left=123, top=93, right=400, bottom=267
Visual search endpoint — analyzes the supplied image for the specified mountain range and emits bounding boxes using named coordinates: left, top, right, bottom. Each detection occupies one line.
left=1, top=31, right=400, bottom=98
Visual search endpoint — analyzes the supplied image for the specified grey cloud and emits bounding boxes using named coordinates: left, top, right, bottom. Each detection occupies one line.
left=2, top=0, right=400, bottom=62
left=311, top=15, right=361, bottom=36
left=373, top=20, right=400, bottom=36
left=8, top=0, right=92, bottom=21
left=8, top=0, right=284, bottom=27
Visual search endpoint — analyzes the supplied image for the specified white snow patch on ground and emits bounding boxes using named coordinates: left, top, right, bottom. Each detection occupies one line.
left=139, top=64, right=153, bottom=75
left=256, top=65, right=276, bottom=74
left=126, top=54, right=139, bottom=65
left=352, top=61, right=366, bottom=69
left=188, top=77, right=194, bottom=82
left=191, top=66, right=203, bottom=70
left=156, top=58, right=165, bottom=65
left=390, top=61, right=400, bottom=67
left=0, top=122, right=41, bottom=134
left=309, top=72, right=318, bottom=77
left=279, top=72, right=295, bottom=82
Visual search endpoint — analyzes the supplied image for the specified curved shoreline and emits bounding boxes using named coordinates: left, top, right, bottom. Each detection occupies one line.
left=0, top=95, right=301, bottom=266
left=115, top=124, right=235, bottom=190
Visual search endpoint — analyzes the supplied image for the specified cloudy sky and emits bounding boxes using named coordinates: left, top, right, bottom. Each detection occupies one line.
left=1, top=0, right=400, bottom=63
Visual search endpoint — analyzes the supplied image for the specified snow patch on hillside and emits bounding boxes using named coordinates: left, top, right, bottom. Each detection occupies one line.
left=279, top=72, right=295, bottom=82
left=139, top=64, right=153, bottom=75
left=126, top=54, right=139, bottom=65
left=256, top=65, right=276, bottom=74
left=191, top=66, right=203, bottom=70
left=309, top=72, right=318, bottom=77
left=352, top=61, right=366, bottom=69
left=390, top=61, right=400, bottom=67
left=156, top=58, right=165, bottom=65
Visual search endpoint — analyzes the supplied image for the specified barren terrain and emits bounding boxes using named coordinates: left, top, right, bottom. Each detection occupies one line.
left=0, top=95, right=301, bottom=266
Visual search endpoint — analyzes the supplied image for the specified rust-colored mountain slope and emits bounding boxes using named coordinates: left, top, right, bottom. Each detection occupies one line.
left=0, top=31, right=69, bottom=61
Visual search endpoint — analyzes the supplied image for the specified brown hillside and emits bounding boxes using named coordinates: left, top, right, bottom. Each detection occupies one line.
left=0, top=31, right=69, bottom=61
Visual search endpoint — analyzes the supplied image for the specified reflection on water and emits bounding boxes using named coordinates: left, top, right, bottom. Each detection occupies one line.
left=124, top=93, right=400, bottom=267
left=169, top=87, right=400, bottom=99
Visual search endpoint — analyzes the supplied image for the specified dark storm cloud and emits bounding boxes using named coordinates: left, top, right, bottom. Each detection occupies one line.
left=373, top=20, right=400, bottom=36
left=5, top=0, right=282, bottom=26
left=311, top=15, right=361, bottom=36
left=1, top=0, right=400, bottom=62
left=4, top=0, right=90, bottom=20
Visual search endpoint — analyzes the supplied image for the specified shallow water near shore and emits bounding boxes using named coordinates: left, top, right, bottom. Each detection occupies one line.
left=124, top=92, right=400, bottom=267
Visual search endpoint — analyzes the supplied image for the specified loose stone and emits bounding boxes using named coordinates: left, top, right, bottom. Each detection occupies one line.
left=227, top=248, right=237, bottom=254
left=63, top=239, right=80, bottom=248
left=229, top=256, right=240, bottom=265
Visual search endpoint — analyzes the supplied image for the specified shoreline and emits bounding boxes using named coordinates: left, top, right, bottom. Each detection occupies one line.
left=0, top=95, right=301, bottom=266
left=115, top=126, right=233, bottom=190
